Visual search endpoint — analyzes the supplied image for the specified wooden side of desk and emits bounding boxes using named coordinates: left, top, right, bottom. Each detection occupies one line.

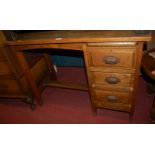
left=83, top=42, right=144, bottom=118
left=0, top=31, right=55, bottom=109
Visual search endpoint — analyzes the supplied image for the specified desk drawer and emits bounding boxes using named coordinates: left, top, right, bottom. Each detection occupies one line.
left=88, top=47, right=135, bottom=68
left=95, top=100, right=131, bottom=112
left=91, top=72, right=133, bottom=87
left=93, top=89, right=130, bottom=104
left=93, top=89, right=131, bottom=112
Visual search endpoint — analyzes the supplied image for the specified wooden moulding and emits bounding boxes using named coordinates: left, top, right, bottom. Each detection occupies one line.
left=45, top=81, right=88, bottom=91
left=5, top=36, right=152, bottom=45
left=89, top=67, right=136, bottom=73
left=5, top=30, right=152, bottom=45
left=87, top=42, right=137, bottom=47
left=12, top=43, right=84, bottom=51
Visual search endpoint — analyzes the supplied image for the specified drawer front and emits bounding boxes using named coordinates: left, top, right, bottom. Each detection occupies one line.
left=93, top=89, right=130, bottom=104
left=88, top=47, right=135, bottom=68
left=0, top=60, right=12, bottom=76
left=95, top=100, right=131, bottom=112
left=91, top=72, right=133, bottom=87
left=93, top=89, right=131, bottom=112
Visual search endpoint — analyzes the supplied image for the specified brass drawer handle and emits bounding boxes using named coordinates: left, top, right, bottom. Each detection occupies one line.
left=103, top=56, right=120, bottom=64
left=105, top=76, right=120, bottom=84
left=107, top=95, right=118, bottom=102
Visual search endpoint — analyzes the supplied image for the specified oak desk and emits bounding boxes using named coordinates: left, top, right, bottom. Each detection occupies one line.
left=5, top=30, right=151, bottom=116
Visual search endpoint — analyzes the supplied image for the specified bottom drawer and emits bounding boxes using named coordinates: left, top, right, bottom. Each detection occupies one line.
left=93, top=89, right=132, bottom=112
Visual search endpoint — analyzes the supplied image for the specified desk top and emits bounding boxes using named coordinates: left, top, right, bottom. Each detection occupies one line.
left=5, top=30, right=152, bottom=45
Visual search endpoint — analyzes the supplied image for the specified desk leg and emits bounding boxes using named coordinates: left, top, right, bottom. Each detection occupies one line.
left=15, top=51, right=43, bottom=106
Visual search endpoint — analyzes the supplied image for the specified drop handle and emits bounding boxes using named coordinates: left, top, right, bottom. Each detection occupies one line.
left=103, top=56, right=120, bottom=64
left=105, top=76, right=120, bottom=84
left=107, top=95, right=118, bottom=102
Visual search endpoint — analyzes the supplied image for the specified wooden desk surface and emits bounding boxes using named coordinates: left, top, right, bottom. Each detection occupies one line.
left=5, top=30, right=152, bottom=45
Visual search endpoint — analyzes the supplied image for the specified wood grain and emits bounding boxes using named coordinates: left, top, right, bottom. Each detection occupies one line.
left=91, top=71, right=133, bottom=87
left=0, top=31, right=52, bottom=109
left=3, top=30, right=152, bottom=116
left=88, top=47, right=135, bottom=68
left=5, top=30, right=151, bottom=45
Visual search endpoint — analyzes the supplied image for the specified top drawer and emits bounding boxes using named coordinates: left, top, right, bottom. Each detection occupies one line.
left=88, top=47, right=135, bottom=68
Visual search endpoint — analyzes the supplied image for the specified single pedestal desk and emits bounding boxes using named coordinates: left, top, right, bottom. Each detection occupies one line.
left=5, top=31, right=151, bottom=117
